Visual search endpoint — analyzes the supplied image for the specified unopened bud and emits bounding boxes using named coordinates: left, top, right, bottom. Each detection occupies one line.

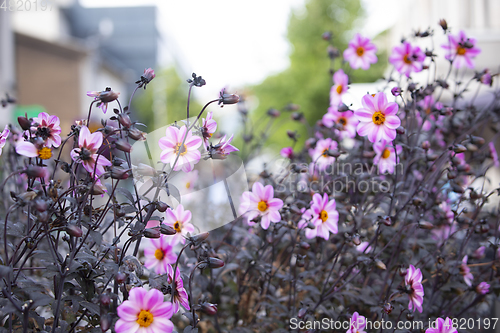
left=66, top=225, right=83, bottom=237
left=100, top=314, right=112, bottom=332
left=396, top=126, right=405, bottom=135
left=421, top=141, right=430, bottom=150
left=143, top=228, right=161, bottom=238
left=115, top=139, right=132, bottom=153
left=189, top=232, right=210, bottom=246
left=375, top=259, right=387, bottom=270
left=18, top=116, right=31, bottom=131
left=128, top=127, right=146, bottom=141
left=118, top=114, right=132, bottom=128
left=291, top=112, right=304, bottom=121
left=115, top=272, right=127, bottom=284
left=100, top=294, right=111, bottom=307
left=399, top=267, right=408, bottom=276
left=438, top=19, right=448, bottom=31
left=200, top=302, right=218, bottom=315
left=160, top=224, right=176, bottom=235
left=110, top=167, right=129, bottom=180
left=208, top=257, right=225, bottom=268
left=23, top=166, right=47, bottom=178
left=453, top=144, right=467, bottom=153
left=418, top=221, right=434, bottom=230
left=267, top=108, right=280, bottom=118
left=156, top=201, right=169, bottom=212
left=391, top=87, right=402, bottom=97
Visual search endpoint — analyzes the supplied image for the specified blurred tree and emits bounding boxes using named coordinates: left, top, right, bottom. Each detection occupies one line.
left=132, top=67, right=202, bottom=131
left=241, top=0, right=387, bottom=158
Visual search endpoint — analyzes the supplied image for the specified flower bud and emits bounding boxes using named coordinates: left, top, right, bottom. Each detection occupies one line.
left=128, top=127, right=146, bottom=141
left=382, top=216, right=392, bottom=226
left=114, top=139, right=133, bottom=153
left=399, top=267, right=407, bottom=276
left=156, top=201, right=169, bottom=212
left=218, top=89, right=240, bottom=105
left=189, top=232, right=210, bottom=246
left=352, top=234, right=361, bottom=246
left=143, top=228, right=161, bottom=239
left=110, top=167, right=129, bottom=180
left=396, top=126, right=405, bottom=135
left=438, top=19, right=448, bottom=31
left=99, top=88, right=120, bottom=103
left=300, top=242, right=311, bottom=250
left=375, top=259, right=387, bottom=270
left=18, top=116, right=31, bottom=131
left=200, top=302, right=218, bottom=315
left=322, top=31, right=332, bottom=41
left=118, top=114, right=132, bottom=128
left=284, top=103, right=300, bottom=111
left=267, top=108, right=280, bottom=118
left=66, top=225, right=83, bottom=237
left=298, top=307, right=307, bottom=319
left=100, top=314, right=112, bottom=332
left=135, top=163, right=157, bottom=177
left=34, top=199, right=48, bottom=212
left=421, top=141, right=430, bottom=150
left=208, top=257, right=225, bottom=268
left=115, top=272, right=127, bottom=284
left=160, top=224, right=177, bottom=235
left=327, top=45, right=339, bottom=59
left=287, top=130, right=298, bottom=140
left=383, top=303, right=393, bottom=314
left=391, top=87, right=402, bottom=97
left=23, top=166, right=47, bottom=178
left=453, top=144, right=467, bottom=153
left=100, top=294, right=111, bottom=307
left=418, top=221, right=434, bottom=230
left=465, top=143, right=477, bottom=152
left=291, top=112, right=304, bottom=121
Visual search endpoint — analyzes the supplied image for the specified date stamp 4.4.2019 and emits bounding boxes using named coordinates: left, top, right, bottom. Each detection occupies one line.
left=1, top=0, right=52, bottom=11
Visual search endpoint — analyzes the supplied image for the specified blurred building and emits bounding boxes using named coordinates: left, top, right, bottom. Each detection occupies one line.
left=0, top=0, right=158, bottom=131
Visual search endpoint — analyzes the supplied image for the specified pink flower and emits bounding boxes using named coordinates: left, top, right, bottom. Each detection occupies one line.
left=136, top=67, right=156, bottom=88
left=343, top=33, right=377, bottom=70
left=347, top=311, right=366, bottom=333
left=144, top=235, right=177, bottom=276
left=322, top=106, right=359, bottom=139
left=16, top=141, right=50, bottom=159
left=31, top=112, right=61, bottom=148
left=210, top=134, right=239, bottom=159
left=159, top=126, right=202, bottom=172
left=405, top=264, right=424, bottom=313
left=356, top=242, right=372, bottom=253
left=70, top=126, right=112, bottom=176
left=489, top=142, right=499, bottom=167
left=473, top=246, right=485, bottom=259
left=354, top=92, right=401, bottom=143
left=439, top=201, right=454, bottom=223
left=169, top=268, right=190, bottom=313
left=201, top=111, right=217, bottom=149
left=238, top=182, right=283, bottom=230
left=373, top=140, right=402, bottom=174
left=280, top=147, right=294, bottom=159
left=389, top=42, right=425, bottom=77
left=330, top=69, right=349, bottom=107
left=442, top=30, right=481, bottom=69
left=476, top=282, right=490, bottom=295
left=298, top=193, right=339, bottom=240
left=115, top=287, right=174, bottom=333
left=460, top=255, right=473, bottom=286
left=87, top=88, right=120, bottom=114
left=163, top=204, right=195, bottom=245
left=426, top=317, right=457, bottom=333
left=309, top=138, right=338, bottom=171
left=0, top=125, right=9, bottom=156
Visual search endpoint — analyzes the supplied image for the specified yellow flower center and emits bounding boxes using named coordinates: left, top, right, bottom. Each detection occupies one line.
left=136, top=310, right=154, bottom=327
left=336, top=84, right=343, bottom=95
left=174, top=221, right=182, bottom=233
left=403, top=55, right=412, bottom=64
left=320, top=210, right=328, bottom=222
left=322, top=149, right=329, bottom=157
left=174, top=143, right=188, bottom=156
left=372, top=111, right=385, bottom=125
left=356, top=46, right=364, bottom=56
left=382, top=149, right=391, bottom=159
left=338, top=117, right=347, bottom=126
left=154, top=249, right=164, bottom=260
left=257, top=201, right=268, bottom=212
left=456, top=46, right=466, bottom=55
left=185, top=182, right=191, bottom=189
left=38, top=147, right=52, bottom=160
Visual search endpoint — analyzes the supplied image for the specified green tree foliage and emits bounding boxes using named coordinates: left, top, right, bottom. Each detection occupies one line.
left=133, top=67, right=202, bottom=131
left=244, top=0, right=387, bottom=155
